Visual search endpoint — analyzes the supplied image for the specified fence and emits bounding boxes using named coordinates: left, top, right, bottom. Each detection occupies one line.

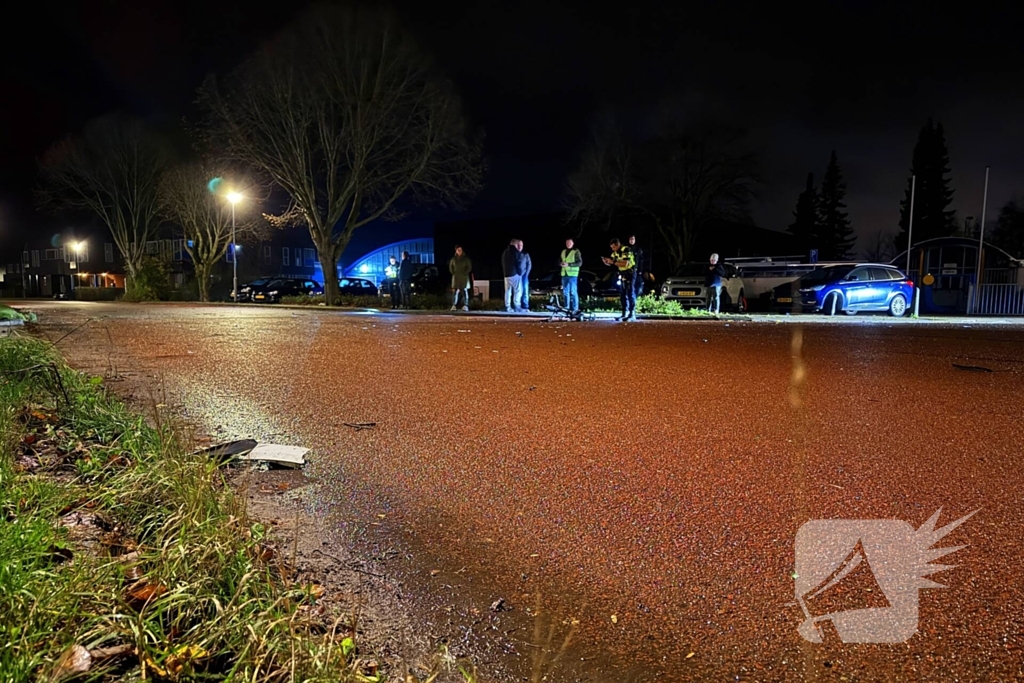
left=970, top=283, right=1024, bottom=316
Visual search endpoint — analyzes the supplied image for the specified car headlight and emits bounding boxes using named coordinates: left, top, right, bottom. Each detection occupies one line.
left=800, top=285, right=825, bottom=292
left=268, top=290, right=279, bottom=296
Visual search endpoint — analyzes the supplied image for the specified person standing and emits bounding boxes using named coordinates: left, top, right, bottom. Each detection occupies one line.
left=628, top=234, right=646, bottom=300
left=501, top=238, right=525, bottom=312
left=384, top=255, right=400, bottom=309
left=705, top=253, right=725, bottom=314
left=518, top=240, right=532, bottom=312
left=398, top=251, right=414, bottom=309
left=559, top=238, right=582, bottom=313
left=602, top=238, right=637, bottom=321
left=448, top=245, right=473, bottom=312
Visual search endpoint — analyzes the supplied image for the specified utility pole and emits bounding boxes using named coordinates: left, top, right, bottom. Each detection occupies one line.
left=905, top=175, right=916, bottom=277
left=969, top=167, right=990, bottom=314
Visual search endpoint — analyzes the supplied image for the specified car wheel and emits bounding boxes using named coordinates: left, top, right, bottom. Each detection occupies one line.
left=844, top=309, right=858, bottom=316
left=824, top=292, right=842, bottom=315
left=889, top=294, right=907, bottom=317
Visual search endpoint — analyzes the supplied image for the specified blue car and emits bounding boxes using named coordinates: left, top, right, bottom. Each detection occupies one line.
left=799, top=264, right=913, bottom=316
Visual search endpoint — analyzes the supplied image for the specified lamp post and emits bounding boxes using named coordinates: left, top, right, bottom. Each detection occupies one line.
left=68, top=241, right=84, bottom=293
left=226, top=192, right=243, bottom=302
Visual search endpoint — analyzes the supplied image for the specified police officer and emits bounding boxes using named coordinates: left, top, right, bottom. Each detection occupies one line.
left=384, top=255, right=400, bottom=309
left=602, top=238, right=637, bottom=321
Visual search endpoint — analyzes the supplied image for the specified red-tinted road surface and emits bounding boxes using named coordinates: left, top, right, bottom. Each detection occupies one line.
left=29, top=302, right=1024, bottom=681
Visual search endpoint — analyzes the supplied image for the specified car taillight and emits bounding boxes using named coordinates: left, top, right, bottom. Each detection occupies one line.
left=905, top=280, right=914, bottom=287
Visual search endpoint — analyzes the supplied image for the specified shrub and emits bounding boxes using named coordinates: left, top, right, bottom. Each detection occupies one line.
left=634, top=293, right=716, bottom=316
left=122, top=258, right=171, bottom=302
left=73, top=287, right=122, bottom=302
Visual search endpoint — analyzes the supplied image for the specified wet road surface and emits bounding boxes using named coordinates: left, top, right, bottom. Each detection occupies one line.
left=24, top=302, right=1024, bottom=681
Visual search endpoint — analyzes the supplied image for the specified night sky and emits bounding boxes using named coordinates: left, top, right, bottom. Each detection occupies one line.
left=3, top=1, right=1023, bottom=254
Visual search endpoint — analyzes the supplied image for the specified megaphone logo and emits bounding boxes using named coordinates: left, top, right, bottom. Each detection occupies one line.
left=794, top=509, right=977, bottom=643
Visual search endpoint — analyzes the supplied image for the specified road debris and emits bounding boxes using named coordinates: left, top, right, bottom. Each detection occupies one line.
left=952, top=363, right=994, bottom=372
left=237, top=444, right=309, bottom=468
left=343, top=422, right=377, bottom=431
left=490, top=598, right=511, bottom=612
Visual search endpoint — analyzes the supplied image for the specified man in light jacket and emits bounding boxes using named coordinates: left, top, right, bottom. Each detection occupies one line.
left=501, top=238, right=525, bottom=313
left=449, top=245, right=473, bottom=312
left=560, top=238, right=583, bottom=313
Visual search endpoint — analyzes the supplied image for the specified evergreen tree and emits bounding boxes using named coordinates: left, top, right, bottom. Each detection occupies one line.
left=788, top=172, right=819, bottom=257
left=895, top=119, right=956, bottom=252
left=991, top=199, right=1024, bottom=259
left=817, top=151, right=855, bottom=260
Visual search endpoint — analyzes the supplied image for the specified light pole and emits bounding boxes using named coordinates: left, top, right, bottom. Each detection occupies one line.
left=68, top=241, right=83, bottom=293
left=226, top=192, right=243, bottom=302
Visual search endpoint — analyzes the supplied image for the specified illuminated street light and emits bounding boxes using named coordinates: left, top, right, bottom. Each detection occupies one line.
left=225, top=192, right=243, bottom=302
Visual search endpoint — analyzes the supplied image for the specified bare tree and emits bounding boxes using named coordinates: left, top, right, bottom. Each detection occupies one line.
left=564, top=117, right=758, bottom=273
left=159, top=161, right=257, bottom=302
left=638, top=127, right=759, bottom=271
left=37, top=114, right=167, bottom=285
left=562, top=112, right=640, bottom=234
left=863, top=228, right=896, bottom=263
left=198, top=4, right=482, bottom=305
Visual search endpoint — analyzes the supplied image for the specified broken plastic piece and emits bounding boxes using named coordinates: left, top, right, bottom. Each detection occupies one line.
left=237, top=444, right=308, bottom=468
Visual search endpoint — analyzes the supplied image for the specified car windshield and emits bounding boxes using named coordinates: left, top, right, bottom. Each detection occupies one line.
left=266, top=280, right=288, bottom=289
left=674, top=263, right=712, bottom=277
left=797, top=266, right=855, bottom=286
left=247, top=279, right=269, bottom=287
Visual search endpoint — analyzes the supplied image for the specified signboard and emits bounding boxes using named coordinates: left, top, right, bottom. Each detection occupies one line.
left=809, top=249, right=819, bottom=264
left=941, top=263, right=958, bottom=275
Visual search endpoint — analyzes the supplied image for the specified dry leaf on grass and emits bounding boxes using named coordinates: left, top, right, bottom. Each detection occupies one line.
left=47, top=644, right=91, bottom=682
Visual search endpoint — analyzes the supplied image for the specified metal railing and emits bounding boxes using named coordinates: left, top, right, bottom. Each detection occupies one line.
left=970, top=283, right=1024, bottom=316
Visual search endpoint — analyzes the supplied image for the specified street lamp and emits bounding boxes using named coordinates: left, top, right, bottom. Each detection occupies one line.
left=67, top=241, right=84, bottom=293
left=226, top=192, right=243, bottom=302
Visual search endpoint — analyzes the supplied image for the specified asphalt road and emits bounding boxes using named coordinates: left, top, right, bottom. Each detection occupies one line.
left=21, top=302, right=1024, bottom=681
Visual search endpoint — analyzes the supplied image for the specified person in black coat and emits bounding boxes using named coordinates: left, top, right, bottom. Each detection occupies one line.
left=398, top=251, right=414, bottom=308
left=501, top=239, right=525, bottom=312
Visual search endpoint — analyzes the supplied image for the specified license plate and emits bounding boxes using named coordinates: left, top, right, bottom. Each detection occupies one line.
left=777, top=297, right=792, bottom=303
left=254, top=295, right=265, bottom=300
left=677, top=290, right=696, bottom=297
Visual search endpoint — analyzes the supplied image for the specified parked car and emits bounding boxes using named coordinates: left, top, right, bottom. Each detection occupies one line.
left=796, top=263, right=913, bottom=316
left=587, top=270, right=626, bottom=299
left=238, top=278, right=272, bottom=302
left=251, top=278, right=323, bottom=303
left=408, top=265, right=447, bottom=295
left=530, top=270, right=595, bottom=299
left=337, top=277, right=378, bottom=296
left=660, top=262, right=746, bottom=311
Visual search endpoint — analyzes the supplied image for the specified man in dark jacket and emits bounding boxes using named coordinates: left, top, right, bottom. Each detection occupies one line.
left=628, top=234, right=646, bottom=300
left=518, top=240, right=532, bottom=311
left=501, top=238, right=525, bottom=312
left=398, top=251, right=414, bottom=308
left=705, top=253, right=725, bottom=314
left=448, top=245, right=473, bottom=312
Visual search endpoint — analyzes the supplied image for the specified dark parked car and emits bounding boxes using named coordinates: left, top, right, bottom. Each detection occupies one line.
left=529, top=270, right=595, bottom=299
left=250, top=278, right=323, bottom=303
left=773, top=264, right=913, bottom=316
left=238, top=278, right=272, bottom=302
left=337, top=277, right=378, bottom=296
left=408, top=265, right=447, bottom=295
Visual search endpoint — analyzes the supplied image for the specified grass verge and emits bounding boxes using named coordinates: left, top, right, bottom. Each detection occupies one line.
left=0, top=335, right=474, bottom=682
